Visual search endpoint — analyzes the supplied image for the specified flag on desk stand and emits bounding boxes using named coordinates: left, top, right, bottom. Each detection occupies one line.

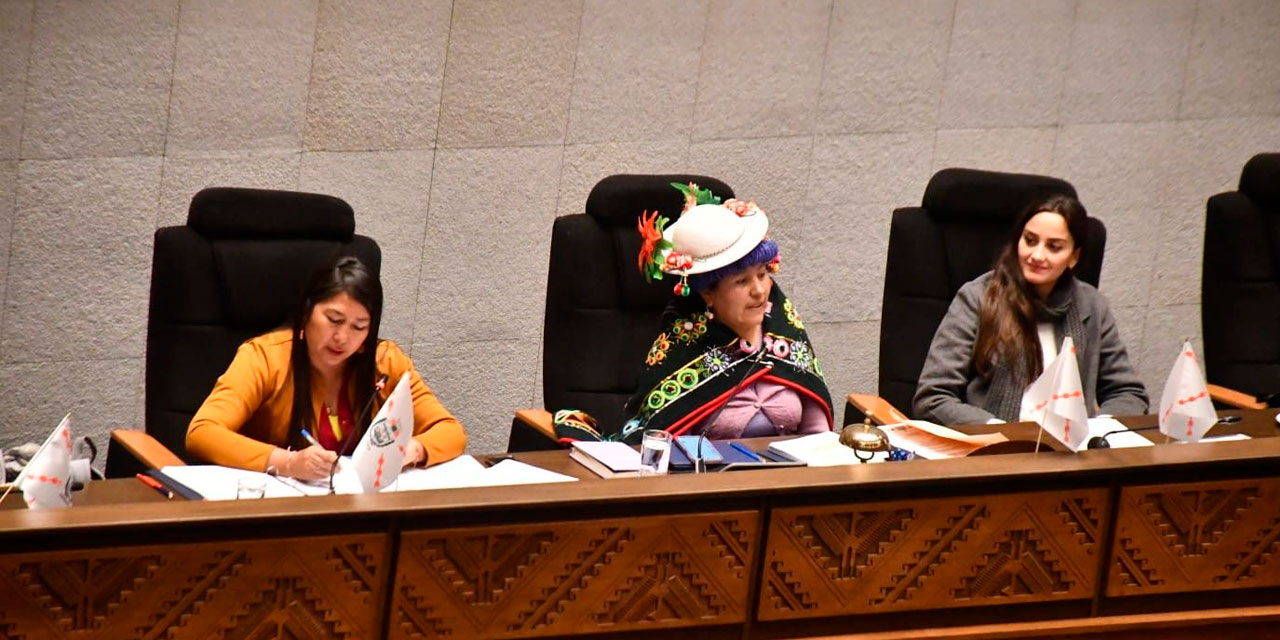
left=1021, top=337, right=1089, bottom=451
left=16, top=413, right=74, bottom=509
left=1158, top=341, right=1217, bottom=442
left=351, top=372, right=413, bottom=492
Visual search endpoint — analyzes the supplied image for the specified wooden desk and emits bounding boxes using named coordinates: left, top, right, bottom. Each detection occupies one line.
left=1, top=412, right=1278, bottom=639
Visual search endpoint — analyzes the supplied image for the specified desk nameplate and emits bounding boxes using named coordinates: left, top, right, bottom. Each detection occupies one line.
left=759, top=488, right=1108, bottom=620
left=390, top=510, right=758, bottom=639
left=1108, top=477, right=1280, bottom=597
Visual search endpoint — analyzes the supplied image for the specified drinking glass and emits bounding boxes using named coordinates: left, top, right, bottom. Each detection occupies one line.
left=639, top=429, right=672, bottom=475
left=237, top=477, right=267, bottom=499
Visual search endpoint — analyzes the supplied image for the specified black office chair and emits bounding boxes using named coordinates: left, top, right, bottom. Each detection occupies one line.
left=853, top=168, right=1107, bottom=424
left=105, top=187, right=380, bottom=477
left=507, top=174, right=734, bottom=451
left=1202, top=152, right=1280, bottom=409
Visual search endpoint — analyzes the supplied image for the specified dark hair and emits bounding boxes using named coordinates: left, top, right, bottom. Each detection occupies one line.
left=688, top=239, right=779, bottom=293
left=972, top=194, right=1087, bottom=380
left=287, top=255, right=384, bottom=449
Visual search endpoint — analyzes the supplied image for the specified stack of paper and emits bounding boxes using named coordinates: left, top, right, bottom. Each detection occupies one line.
left=160, top=454, right=576, bottom=501
left=568, top=441, right=641, bottom=478
left=768, top=431, right=883, bottom=466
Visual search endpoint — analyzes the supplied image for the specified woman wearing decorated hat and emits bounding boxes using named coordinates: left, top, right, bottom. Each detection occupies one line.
left=617, top=183, right=833, bottom=443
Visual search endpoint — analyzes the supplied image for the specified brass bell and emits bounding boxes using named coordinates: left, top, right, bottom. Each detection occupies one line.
left=840, top=415, right=890, bottom=462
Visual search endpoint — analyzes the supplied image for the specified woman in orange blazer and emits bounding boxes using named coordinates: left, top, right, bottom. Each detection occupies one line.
left=186, top=255, right=465, bottom=480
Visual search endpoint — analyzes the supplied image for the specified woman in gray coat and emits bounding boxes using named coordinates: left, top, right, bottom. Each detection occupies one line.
left=913, top=195, right=1148, bottom=425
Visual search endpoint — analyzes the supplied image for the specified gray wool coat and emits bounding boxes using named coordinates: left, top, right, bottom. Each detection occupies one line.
left=913, top=272, right=1149, bottom=425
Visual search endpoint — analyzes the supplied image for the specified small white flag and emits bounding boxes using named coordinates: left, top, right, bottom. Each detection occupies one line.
left=1158, top=341, right=1217, bottom=442
left=351, top=372, right=414, bottom=492
left=18, top=413, right=74, bottom=509
left=1021, top=337, right=1090, bottom=451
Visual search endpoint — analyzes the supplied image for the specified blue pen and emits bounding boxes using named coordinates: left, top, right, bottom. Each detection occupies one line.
left=300, top=429, right=321, bottom=448
left=729, top=442, right=761, bottom=462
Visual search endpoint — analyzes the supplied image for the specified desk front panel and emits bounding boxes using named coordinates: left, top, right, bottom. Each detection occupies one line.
left=1107, top=476, right=1280, bottom=597
left=759, top=488, right=1108, bottom=620
left=0, top=533, right=386, bottom=640
left=389, top=510, right=758, bottom=639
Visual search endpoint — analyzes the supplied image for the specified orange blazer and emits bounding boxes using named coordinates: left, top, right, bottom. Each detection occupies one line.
left=186, top=329, right=465, bottom=471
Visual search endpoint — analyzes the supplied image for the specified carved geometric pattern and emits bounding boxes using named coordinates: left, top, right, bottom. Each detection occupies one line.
left=509, top=527, right=630, bottom=632
left=953, top=528, right=1071, bottom=599
left=1219, top=515, right=1280, bottom=583
left=424, top=532, right=558, bottom=607
left=875, top=503, right=986, bottom=606
left=792, top=508, right=913, bottom=581
left=327, top=543, right=380, bottom=596
left=390, top=511, right=757, bottom=639
left=215, top=576, right=341, bottom=640
left=1108, top=478, right=1280, bottom=596
left=0, top=535, right=384, bottom=640
left=14, top=554, right=161, bottom=632
left=1139, top=488, right=1258, bottom=557
left=393, top=582, right=450, bottom=639
left=592, top=550, right=724, bottom=623
left=761, top=490, right=1105, bottom=620
left=763, top=559, right=816, bottom=613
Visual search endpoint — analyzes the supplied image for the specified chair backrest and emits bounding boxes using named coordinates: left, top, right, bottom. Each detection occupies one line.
left=878, top=168, right=1106, bottom=419
left=1203, top=153, right=1280, bottom=396
left=541, top=174, right=734, bottom=437
left=145, top=187, right=381, bottom=461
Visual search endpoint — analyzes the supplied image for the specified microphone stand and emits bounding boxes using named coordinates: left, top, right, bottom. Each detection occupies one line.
left=1085, top=424, right=1158, bottom=449
left=691, top=346, right=770, bottom=473
left=328, top=374, right=388, bottom=494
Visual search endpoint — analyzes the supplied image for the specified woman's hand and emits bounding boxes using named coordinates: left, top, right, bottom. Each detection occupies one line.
left=281, top=445, right=338, bottom=480
left=403, top=440, right=427, bottom=468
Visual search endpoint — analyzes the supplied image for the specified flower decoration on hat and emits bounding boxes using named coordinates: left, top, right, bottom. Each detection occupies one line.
left=637, top=209, right=673, bottom=283
left=673, top=181, right=722, bottom=212
left=635, top=181, right=771, bottom=298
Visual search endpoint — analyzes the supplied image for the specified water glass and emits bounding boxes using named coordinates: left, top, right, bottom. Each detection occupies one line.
left=236, top=477, right=267, bottom=499
left=639, top=429, right=672, bottom=475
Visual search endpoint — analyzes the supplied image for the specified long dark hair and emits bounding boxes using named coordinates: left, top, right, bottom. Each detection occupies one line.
left=972, top=194, right=1088, bottom=380
left=287, top=255, right=383, bottom=448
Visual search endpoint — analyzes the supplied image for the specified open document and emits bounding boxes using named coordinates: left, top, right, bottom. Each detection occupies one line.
left=160, top=455, right=576, bottom=501
left=879, top=420, right=1008, bottom=459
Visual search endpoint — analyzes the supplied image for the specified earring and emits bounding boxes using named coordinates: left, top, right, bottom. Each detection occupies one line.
left=298, top=329, right=305, bottom=341
left=705, top=306, right=715, bottom=320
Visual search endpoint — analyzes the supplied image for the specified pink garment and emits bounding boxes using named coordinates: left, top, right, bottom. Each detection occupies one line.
left=699, top=379, right=829, bottom=439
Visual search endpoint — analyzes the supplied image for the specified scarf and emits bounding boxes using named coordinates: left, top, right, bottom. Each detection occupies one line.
left=990, top=273, right=1087, bottom=421
left=616, top=284, right=832, bottom=444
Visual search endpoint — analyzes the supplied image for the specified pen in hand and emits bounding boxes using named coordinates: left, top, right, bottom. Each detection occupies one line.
left=300, top=429, right=322, bottom=448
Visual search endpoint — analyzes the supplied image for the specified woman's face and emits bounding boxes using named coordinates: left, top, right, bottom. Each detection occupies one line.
left=1018, top=211, right=1080, bottom=298
left=304, top=291, right=371, bottom=375
left=700, top=264, right=772, bottom=340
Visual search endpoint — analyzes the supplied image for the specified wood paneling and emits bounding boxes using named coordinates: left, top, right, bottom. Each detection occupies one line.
left=389, top=511, right=758, bottom=639
left=1108, top=477, right=1280, bottom=596
left=761, top=489, right=1108, bottom=620
left=0, top=533, right=386, bottom=640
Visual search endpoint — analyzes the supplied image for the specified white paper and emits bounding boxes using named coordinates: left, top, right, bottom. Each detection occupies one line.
left=1080, top=417, right=1155, bottom=450
left=162, top=455, right=577, bottom=500
left=769, top=431, right=884, bottom=466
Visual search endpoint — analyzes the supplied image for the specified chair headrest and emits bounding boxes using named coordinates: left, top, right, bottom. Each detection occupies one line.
left=585, top=174, right=734, bottom=226
left=922, top=168, right=1078, bottom=221
left=187, top=187, right=355, bottom=239
left=1240, top=153, right=1280, bottom=208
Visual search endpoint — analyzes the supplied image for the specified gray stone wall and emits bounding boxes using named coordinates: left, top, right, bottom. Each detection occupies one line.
left=1, top=0, right=1278, bottom=458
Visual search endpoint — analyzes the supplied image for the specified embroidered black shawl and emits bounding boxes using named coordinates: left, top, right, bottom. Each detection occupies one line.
left=615, top=284, right=832, bottom=444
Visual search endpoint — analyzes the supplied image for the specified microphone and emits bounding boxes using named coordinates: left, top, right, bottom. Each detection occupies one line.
left=1085, top=424, right=1157, bottom=449
left=328, top=373, right=389, bottom=494
left=691, top=345, right=770, bottom=473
